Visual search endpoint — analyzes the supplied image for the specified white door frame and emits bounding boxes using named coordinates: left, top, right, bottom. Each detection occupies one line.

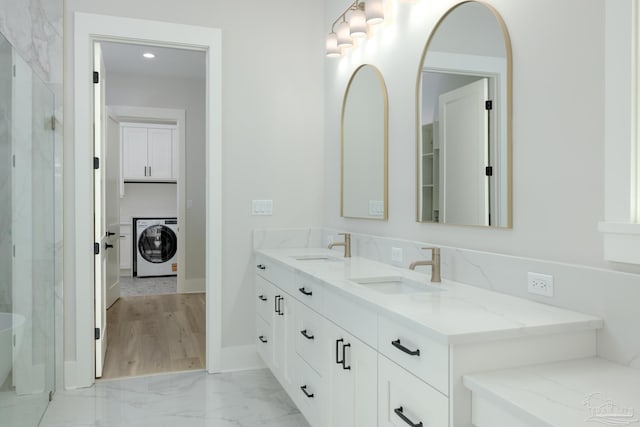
left=72, top=12, right=222, bottom=388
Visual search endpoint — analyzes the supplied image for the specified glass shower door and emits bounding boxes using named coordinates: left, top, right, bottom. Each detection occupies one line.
left=0, top=31, right=55, bottom=427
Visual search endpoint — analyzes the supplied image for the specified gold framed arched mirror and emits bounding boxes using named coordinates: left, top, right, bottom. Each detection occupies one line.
left=342, top=64, right=389, bottom=220
left=416, top=1, right=512, bottom=227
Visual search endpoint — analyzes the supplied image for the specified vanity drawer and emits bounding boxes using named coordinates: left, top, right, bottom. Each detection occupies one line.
left=294, top=271, right=324, bottom=312
left=256, top=316, right=272, bottom=369
left=255, top=254, right=293, bottom=289
left=378, top=315, right=449, bottom=395
left=378, top=354, right=448, bottom=427
left=294, top=303, right=326, bottom=375
left=323, top=286, right=377, bottom=348
left=255, top=276, right=274, bottom=324
left=294, top=354, right=326, bottom=427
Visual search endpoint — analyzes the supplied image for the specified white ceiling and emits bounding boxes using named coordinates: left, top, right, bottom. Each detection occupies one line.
left=101, top=42, right=205, bottom=80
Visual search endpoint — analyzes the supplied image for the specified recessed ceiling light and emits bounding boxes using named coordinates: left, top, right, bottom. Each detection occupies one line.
left=143, top=52, right=156, bottom=59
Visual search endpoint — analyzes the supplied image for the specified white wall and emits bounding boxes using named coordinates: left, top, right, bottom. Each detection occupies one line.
left=107, top=73, right=204, bottom=284
left=63, top=0, right=325, bottom=371
left=324, top=0, right=612, bottom=269
left=120, top=183, right=177, bottom=220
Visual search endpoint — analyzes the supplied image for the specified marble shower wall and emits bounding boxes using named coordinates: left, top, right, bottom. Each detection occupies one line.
left=0, top=0, right=63, bottom=388
left=252, top=228, right=640, bottom=370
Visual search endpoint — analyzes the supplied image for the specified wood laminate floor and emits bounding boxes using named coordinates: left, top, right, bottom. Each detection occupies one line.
left=101, top=293, right=206, bottom=380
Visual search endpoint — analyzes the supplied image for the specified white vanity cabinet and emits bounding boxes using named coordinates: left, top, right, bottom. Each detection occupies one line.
left=254, top=251, right=600, bottom=427
left=324, top=320, right=378, bottom=427
left=121, top=124, right=177, bottom=182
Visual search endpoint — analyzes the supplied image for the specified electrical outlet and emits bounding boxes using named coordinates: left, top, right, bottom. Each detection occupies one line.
left=527, top=272, right=554, bottom=297
left=391, top=247, right=403, bottom=262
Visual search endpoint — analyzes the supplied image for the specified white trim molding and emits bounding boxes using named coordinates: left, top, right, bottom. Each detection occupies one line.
left=71, top=12, right=222, bottom=389
left=600, top=0, right=640, bottom=265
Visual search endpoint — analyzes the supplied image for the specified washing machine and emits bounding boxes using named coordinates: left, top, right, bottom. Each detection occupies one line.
left=135, top=218, right=178, bottom=277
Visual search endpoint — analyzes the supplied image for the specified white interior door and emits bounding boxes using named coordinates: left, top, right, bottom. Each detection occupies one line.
left=105, top=110, right=121, bottom=308
left=93, top=42, right=108, bottom=378
left=439, top=78, right=490, bottom=226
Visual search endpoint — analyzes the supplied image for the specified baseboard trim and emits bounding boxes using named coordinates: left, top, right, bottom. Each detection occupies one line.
left=219, top=344, right=265, bottom=372
left=179, top=278, right=205, bottom=293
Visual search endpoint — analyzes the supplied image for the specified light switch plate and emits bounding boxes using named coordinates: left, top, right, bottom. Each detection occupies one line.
left=251, top=200, right=273, bottom=216
left=391, top=247, right=403, bottom=263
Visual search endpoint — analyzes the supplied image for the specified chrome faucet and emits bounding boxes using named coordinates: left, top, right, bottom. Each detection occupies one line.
left=409, top=247, right=441, bottom=283
left=328, top=233, right=351, bottom=258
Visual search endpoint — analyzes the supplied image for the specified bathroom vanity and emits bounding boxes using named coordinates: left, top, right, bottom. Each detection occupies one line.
left=254, top=248, right=602, bottom=427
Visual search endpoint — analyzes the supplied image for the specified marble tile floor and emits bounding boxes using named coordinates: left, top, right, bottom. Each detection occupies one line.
left=40, top=369, right=310, bottom=427
left=119, top=276, right=177, bottom=297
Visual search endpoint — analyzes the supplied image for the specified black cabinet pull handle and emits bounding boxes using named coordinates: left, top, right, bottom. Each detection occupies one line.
left=106, top=231, right=116, bottom=237
left=258, top=295, right=267, bottom=302
left=300, top=329, right=314, bottom=340
left=277, top=296, right=284, bottom=316
left=392, top=339, right=420, bottom=356
left=274, top=295, right=281, bottom=314
left=300, top=385, right=314, bottom=399
left=342, top=343, right=351, bottom=370
left=298, top=287, right=313, bottom=296
left=258, top=335, right=268, bottom=343
left=257, top=264, right=266, bottom=270
left=394, top=406, right=423, bottom=427
left=336, top=338, right=344, bottom=365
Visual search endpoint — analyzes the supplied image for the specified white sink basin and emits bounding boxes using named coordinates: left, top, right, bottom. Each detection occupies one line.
left=291, top=255, right=343, bottom=262
left=350, top=276, right=443, bottom=295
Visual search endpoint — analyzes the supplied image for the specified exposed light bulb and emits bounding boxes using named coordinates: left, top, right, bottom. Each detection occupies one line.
left=349, top=9, right=367, bottom=38
left=337, top=20, right=353, bottom=48
left=326, top=32, right=341, bottom=57
left=365, top=0, right=384, bottom=25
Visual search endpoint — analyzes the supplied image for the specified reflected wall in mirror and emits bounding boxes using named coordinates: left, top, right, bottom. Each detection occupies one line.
left=416, top=1, right=512, bottom=227
left=342, top=64, right=388, bottom=220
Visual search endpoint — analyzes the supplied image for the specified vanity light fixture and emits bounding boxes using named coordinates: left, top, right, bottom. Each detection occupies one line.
left=142, top=52, right=156, bottom=59
left=325, top=0, right=385, bottom=57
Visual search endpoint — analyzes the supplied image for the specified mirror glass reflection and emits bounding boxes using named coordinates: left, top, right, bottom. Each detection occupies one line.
left=417, top=1, right=511, bottom=227
left=342, top=64, right=388, bottom=220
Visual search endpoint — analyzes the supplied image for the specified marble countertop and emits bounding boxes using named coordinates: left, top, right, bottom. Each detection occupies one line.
left=463, top=357, right=640, bottom=427
left=256, top=248, right=603, bottom=345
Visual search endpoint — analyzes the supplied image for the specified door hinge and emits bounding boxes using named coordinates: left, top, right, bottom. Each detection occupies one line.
left=485, top=166, right=493, bottom=176
left=12, top=155, right=15, bottom=167
left=93, top=71, right=99, bottom=84
left=12, top=64, right=16, bottom=77
left=94, top=157, right=100, bottom=170
left=95, top=328, right=100, bottom=340
left=485, top=100, right=493, bottom=110
left=51, top=115, right=56, bottom=131
left=49, top=391, right=53, bottom=402
left=94, top=242, right=100, bottom=255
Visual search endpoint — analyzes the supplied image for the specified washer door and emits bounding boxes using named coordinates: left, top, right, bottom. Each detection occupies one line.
left=138, top=225, right=178, bottom=263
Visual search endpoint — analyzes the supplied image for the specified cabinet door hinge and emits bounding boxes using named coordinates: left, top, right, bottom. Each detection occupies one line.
left=93, top=71, right=99, bottom=84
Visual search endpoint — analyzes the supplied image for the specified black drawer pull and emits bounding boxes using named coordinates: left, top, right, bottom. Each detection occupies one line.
left=258, top=295, right=267, bottom=301
left=258, top=335, right=268, bottom=343
left=257, top=264, right=266, bottom=270
left=392, top=339, right=420, bottom=356
left=300, top=385, right=314, bottom=399
left=300, top=329, right=315, bottom=340
left=394, top=406, right=423, bottom=427
left=298, top=287, right=313, bottom=296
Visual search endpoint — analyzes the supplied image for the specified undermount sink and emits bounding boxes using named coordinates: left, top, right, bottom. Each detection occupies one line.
left=350, top=276, right=443, bottom=295
left=291, top=255, right=343, bottom=262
